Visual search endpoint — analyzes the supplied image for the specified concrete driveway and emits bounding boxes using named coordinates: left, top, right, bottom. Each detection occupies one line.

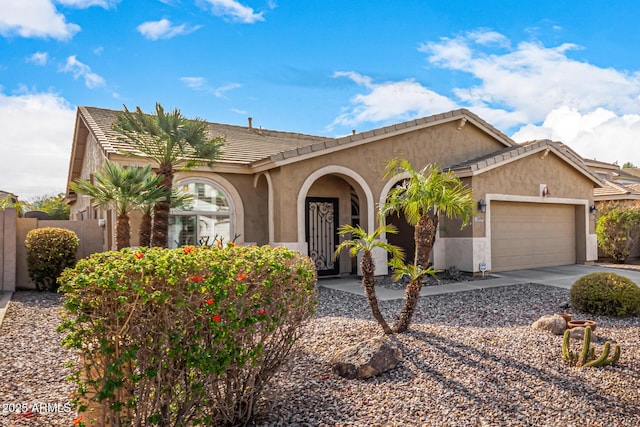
left=495, top=264, right=640, bottom=289
left=319, top=263, right=640, bottom=301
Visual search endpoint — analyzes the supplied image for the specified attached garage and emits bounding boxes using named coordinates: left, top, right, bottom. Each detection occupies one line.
left=491, top=201, right=576, bottom=272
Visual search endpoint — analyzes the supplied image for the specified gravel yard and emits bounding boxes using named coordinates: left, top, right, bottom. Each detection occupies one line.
left=1, top=283, right=639, bottom=426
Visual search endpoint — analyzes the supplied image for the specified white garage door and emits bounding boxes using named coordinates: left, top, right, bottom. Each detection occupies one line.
left=491, top=202, right=576, bottom=272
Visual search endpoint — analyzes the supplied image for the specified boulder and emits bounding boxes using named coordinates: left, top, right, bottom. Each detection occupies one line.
left=330, top=336, right=402, bottom=379
left=531, top=314, right=566, bottom=335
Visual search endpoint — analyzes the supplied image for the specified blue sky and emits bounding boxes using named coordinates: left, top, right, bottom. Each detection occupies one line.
left=1, top=0, right=640, bottom=199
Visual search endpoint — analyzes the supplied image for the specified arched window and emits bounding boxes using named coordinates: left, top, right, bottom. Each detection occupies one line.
left=168, top=181, right=232, bottom=248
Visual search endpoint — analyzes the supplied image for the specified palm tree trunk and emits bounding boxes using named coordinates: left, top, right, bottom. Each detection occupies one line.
left=152, top=165, right=173, bottom=248
left=116, top=212, right=130, bottom=250
left=139, top=212, right=152, bottom=247
left=393, top=276, right=424, bottom=333
left=394, top=213, right=438, bottom=333
left=361, top=251, right=393, bottom=335
left=414, top=213, right=438, bottom=268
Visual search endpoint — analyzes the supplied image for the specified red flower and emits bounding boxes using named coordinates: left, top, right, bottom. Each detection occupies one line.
left=237, top=272, right=247, bottom=281
left=73, top=416, right=84, bottom=425
left=206, top=298, right=215, bottom=305
left=216, top=239, right=223, bottom=248
left=190, top=274, right=204, bottom=283
left=213, top=315, right=221, bottom=322
left=183, top=246, right=195, bottom=254
left=134, top=252, right=144, bottom=259
left=229, top=241, right=237, bottom=247
left=257, top=309, right=265, bottom=316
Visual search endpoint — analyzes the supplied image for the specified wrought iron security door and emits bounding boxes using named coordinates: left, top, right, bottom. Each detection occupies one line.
left=306, top=197, right=339, bottom=276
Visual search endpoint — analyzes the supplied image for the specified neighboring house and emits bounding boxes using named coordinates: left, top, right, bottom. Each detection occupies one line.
left=65, top=107, right=603, bottom=274
left=0, top=190, right=18, bottom=204
left=587, top=159, right=640, bottom=204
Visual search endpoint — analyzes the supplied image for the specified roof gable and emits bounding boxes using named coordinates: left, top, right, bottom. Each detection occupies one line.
left=449, top=139, right=603, bottom=187
left=263, top=108, right=515, bottom=168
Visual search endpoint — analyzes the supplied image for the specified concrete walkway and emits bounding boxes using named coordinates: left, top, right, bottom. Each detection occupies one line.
left=318, top=264, right=640, bottom=301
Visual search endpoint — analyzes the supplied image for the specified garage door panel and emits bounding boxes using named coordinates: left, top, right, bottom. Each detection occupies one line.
left=491, top=202, right=575, bottom=272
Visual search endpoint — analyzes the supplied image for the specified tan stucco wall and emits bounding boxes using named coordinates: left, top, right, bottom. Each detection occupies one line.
left=269, top=121, right=506, bottom=243
left=471, top=152, right=597, bottom=238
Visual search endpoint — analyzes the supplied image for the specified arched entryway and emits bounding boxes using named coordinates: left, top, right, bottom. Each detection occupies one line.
left=296, top=166, right=374, bottom=276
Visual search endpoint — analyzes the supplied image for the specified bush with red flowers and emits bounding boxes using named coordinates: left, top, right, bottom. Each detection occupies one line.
left=58, top=244, right=317, bottom=426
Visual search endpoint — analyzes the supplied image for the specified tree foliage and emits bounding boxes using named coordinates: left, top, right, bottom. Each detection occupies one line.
left=381, top=159, right=474, bottom=332
left=596, top=203, right=640, bottom=263
left=28, top=193, right=70, bottom=219
left=113, top=103, right=224, bottom=248
left=71, top=160, right=164, bottom=250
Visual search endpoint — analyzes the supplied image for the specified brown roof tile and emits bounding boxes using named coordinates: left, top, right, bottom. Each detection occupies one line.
left=80, top=106, right=333, bottom=166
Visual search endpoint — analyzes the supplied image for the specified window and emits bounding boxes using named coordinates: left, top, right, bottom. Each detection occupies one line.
left=168, top=181, right=232, bottom=248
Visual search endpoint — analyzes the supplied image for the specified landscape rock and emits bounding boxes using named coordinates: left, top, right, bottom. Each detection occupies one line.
left=330, top=335, right=402, bottom=379
left=569, top=327, right=586, bottom=339
left=531, top=314, right=567, bottom=335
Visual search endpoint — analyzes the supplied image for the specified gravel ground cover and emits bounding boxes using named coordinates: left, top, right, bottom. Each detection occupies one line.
left=1, top=283, right=639, bottom=426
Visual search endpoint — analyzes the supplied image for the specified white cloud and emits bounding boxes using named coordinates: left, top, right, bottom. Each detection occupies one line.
left=28, top=52, right=49, bottom=66
left=419, top=31, right=640, bottom=124
left=60, top=55, right=106, bottom=88
left=0, top=90, right=76, bottom=199
left=0, top=0, right=80, bottom=40
left=330, top=71, right=457, bottom=129
left=137, top=19, right=200, bottom=40
left=418, top=29, right=640, bottom=165
left=181, top=77, right=208, bottom=90
left=214, top=83, right=241, bottom=97
left=55, top=0, right=120, bottom=7
left=332, top=29, right=640, bottom=166
left=512, top=107, right=640, bottom=165
left=180, top=76, right=241, bottom=97
left=198, top=0, right=265, bottom=23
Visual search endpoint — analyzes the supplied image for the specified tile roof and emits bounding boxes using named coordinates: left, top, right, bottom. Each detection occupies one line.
left=447, top=139, right=603, bottom=186
left=79, top=106, right=333, bottom=166
left=79, top=107, right=516, bottom=168
left=595, top=181, right=640, bottom=198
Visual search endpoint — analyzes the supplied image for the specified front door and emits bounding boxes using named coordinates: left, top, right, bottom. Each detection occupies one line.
left=306, top=197, right=339, bottom=276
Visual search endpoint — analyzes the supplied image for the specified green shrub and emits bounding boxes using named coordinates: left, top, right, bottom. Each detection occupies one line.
left=596, top=204, right=640, bottom=263
left=58, top=244, right=317, bottom=426
left=570, top=272, right=640, bottom=317
left=25, top=227, right=79, bottom=291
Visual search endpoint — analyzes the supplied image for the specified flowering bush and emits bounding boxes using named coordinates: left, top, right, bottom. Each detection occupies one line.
left=25, top=227, right=78, bottom=291
left=58, top=244, right=317, bottom=426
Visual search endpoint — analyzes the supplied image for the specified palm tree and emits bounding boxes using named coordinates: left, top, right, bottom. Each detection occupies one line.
left=334, top=223, right=404, bottom=335
left=381, top=159, right=473, bottom=333
left=137, top=188, right=194, bottom=247
left=71, top=160, right=164, bottom=250
left=113, top=103, right=224, bottom=248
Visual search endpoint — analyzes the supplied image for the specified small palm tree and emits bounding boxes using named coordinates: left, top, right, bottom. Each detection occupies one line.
left=71, top=161, right=164, bottom=250
left=388, top=258, right=439, bottom=333
left=381, top=159, right=473, bottom=332
left=113, top=103, right=224, bottom=248
left=334, top=223, right=404, bottom=335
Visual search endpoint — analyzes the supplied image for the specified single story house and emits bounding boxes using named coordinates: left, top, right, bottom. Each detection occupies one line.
left=65, top=107, right=603, bottom=275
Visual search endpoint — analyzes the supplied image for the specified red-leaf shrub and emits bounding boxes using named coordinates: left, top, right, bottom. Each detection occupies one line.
left=58, top=245, right=317, bottom=426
